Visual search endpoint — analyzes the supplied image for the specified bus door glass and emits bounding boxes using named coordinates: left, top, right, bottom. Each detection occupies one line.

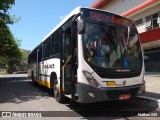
left=62, top=27, right=72, bottom=95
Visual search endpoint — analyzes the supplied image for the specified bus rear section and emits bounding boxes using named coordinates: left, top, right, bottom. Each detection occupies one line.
left=74, top=8, right=145, bottom=103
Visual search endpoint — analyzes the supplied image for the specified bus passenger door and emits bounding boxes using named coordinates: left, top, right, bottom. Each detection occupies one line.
left=61, top=24, right=77, bottom=101
left=62, top=27, right=72, bottom=97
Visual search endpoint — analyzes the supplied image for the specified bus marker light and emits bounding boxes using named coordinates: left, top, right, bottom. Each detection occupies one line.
left=106, top=81, right=116, bottom=86
left=119, top=94, right=131, bottom=100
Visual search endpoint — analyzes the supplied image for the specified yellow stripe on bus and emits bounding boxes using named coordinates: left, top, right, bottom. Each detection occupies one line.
left=39, top=80, right=51, bottom=88
left=38, top=80, right=64, bottom=92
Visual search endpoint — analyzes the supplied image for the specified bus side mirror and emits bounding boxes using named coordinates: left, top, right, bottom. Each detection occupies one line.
left=72, top=12, right=85, bottom=34
left=77, top=19, right=85, bottom=34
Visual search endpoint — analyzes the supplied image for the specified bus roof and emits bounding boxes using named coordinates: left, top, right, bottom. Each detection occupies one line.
left=29, top=7, right=81, bottom=54
left=41, top=7, right=82, bottom=42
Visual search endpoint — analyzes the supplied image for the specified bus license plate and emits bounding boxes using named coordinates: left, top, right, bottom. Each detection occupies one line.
left=119, top=94, right=131, bottom=100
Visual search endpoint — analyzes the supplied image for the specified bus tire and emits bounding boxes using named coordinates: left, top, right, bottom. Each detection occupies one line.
left=50, top=73, right=57, bottom=95
left=54, top=79, right=64, bottom=103
left=31, top=71, right=37, bottom=86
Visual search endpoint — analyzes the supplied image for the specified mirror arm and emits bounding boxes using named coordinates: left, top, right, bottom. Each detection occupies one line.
left=72, top=12, right=82, bottom=22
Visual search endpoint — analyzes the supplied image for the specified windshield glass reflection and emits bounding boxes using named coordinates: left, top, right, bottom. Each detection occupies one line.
left=83, top=22, right=142, bottom=69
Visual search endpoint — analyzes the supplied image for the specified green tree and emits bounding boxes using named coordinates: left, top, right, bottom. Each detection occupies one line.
left=0, top=20, right=22, bottom=73
left=0, top=0, right=22, bottom=74
left=15, top=49, right=30, bottom=73
left=0, top=0, right=20, bottom=24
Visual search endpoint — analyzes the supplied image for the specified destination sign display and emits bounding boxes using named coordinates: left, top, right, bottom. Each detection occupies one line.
left=81, top=8, right=130, bottom=26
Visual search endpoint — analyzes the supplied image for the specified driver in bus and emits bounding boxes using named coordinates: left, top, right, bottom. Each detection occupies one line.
left=84, top=25, right=97, bottom=61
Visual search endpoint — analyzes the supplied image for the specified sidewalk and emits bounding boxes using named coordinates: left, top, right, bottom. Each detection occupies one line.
left=144, top=72, right=160, bottom=99
left=137, top=72, right=160, bottom=107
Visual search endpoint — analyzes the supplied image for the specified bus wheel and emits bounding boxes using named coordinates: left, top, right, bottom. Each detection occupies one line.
left=50, top=73, right=56, bottom=95
left=31, top=72, right=37, bottom=86
left=54, top=80, right=64, bottom=103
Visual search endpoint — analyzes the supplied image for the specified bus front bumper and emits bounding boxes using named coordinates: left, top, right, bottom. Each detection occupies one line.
left=77, top=82, right=145, bottom=103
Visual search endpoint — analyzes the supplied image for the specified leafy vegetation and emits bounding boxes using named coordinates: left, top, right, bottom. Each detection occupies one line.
left=0, top=0, right=27, bottom=74
left=0, top=0, right=20, bottom=24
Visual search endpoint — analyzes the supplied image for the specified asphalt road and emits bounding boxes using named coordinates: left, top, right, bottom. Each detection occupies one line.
left=0, top=74, right=159, bottom=120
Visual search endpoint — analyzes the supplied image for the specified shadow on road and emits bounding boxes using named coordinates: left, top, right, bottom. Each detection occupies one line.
left=63, top=100, right=158, bottom=118
left=0, top=77, right=52, bottom=104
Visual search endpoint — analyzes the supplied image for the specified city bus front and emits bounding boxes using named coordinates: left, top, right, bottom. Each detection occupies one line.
left=77, top=8, right=145, bottom=103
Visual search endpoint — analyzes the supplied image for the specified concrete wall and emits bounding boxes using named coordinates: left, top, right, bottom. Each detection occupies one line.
left=102, top=0, right=146, bottom=15
left=102, top=0, right=160, bottom=33
left=129, top=3, right=160, bottom=33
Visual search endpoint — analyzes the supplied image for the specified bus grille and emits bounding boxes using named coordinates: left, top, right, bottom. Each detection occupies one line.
left=96, top=71, right=141, bottom=78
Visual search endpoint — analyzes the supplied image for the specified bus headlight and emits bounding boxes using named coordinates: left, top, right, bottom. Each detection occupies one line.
left=82, top=70, right=101, bottom=88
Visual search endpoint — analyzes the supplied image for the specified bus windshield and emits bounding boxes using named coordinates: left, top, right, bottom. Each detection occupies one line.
left=83, top=21, right=142, bottom=70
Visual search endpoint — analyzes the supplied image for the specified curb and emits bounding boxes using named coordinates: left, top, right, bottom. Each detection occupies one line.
left=132, top=95, right=160, bottom=108
left=0, top=74, right=28, bottom=78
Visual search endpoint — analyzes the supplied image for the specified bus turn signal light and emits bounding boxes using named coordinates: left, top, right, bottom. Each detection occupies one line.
left=106, top=81, right=116, bottom=86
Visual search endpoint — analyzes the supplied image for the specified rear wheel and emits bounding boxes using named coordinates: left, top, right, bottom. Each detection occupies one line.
left=31, top=71, right=37, bottom=86
left=50, top=73, right=56, bottom=96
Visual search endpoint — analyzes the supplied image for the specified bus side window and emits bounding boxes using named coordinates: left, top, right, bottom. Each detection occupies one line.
left=38, top=45, right=42, bottom=62
left=32, top=51, right=35, bottom=63
left=66, top=34, right=71, bottom=57
left=51, top=30, right=61, bottom=56
left=50, top=34, right=55, bottom=56
left=44, top=39, right=50, bottom=58
left=54, top=30, right=61, bottom=55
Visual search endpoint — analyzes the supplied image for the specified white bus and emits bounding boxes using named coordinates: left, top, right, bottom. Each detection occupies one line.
left=28, top=7, right=145, bottom=103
